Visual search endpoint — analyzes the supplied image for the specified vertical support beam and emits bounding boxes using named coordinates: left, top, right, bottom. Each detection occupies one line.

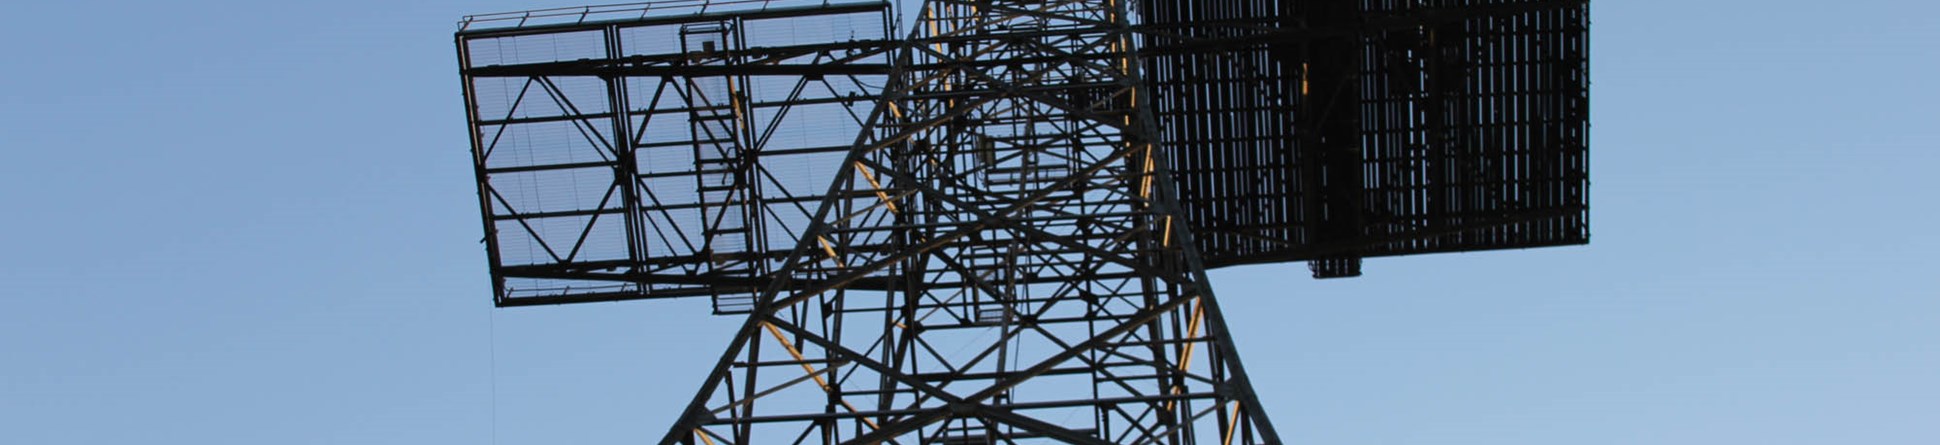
left=1298, top=2, right=1365, bottom=278
left=605, top=24, right=650, bottom=293
left=455, top=34, right=512, bottom=304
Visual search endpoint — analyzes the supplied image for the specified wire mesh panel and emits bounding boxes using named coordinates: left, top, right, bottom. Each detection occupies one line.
left=457, top=1, right=895, bottom=307
left=1137, top=0, right=1306, bottom=267
left=1139, top=0, right=1590, bottom=274
left=1357, top=0, right=1591, bottom=258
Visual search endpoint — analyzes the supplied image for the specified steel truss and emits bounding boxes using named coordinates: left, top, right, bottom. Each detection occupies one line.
left=456, top=2, right=900, bottom=308
left=455, top=1, right=1592, bottom=443
left=662, top=1, right=1278, bottom=443
left=455, top=0, right=1591, bottom=307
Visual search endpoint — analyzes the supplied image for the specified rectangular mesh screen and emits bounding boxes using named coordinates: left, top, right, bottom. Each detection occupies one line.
left=1139, top=0, right=1307, bottom=265
left=1140, top=0, right=1590, bottom=271
left=1356, top=0, right=1591, bottom=257
left=458, top=1, right=894, bottom=306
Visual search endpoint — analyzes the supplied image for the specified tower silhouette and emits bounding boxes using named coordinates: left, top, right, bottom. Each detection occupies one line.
left=454, top=1, right=1591, bottom=443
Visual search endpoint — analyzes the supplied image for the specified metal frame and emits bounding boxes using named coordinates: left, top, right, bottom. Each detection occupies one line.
left=457, top=0, right=1590, bottom=307
left=659, top=2, right=1278, bottom=442
left=1139, top=0, right=1591, bottom=277
left=452, top=0, right=1592, bottom=443
left=457, top=1, right=898, bottom=308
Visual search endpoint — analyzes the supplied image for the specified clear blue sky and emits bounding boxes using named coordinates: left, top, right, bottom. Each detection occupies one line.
left=2, top=1, right=1936, bottom=444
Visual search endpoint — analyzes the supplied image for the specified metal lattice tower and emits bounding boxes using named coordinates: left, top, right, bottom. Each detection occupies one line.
left=661, top=1, right=1277, bottom=443
left=453, top=0, right=1591, bottom=443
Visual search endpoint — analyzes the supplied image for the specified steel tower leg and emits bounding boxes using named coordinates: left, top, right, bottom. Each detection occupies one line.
left=660, top=1, right=1280, bottom=443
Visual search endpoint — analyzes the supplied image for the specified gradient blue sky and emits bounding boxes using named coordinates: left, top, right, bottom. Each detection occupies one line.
left=3, top=1, right=1936, bottom=444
